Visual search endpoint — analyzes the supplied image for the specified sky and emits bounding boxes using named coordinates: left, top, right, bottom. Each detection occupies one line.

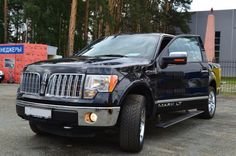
left=190, top=0, right=236, bottom=11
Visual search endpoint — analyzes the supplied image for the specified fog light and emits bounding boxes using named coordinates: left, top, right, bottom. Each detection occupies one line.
left=84, top=112, right=98, bottom=123
left=90, top=113, right=97, bottom=122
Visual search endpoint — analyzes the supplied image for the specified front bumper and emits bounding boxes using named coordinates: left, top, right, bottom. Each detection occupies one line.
left=16, top=100, right=120, bottom=127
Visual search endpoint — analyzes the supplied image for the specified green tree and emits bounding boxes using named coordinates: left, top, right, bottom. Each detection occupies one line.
left=158, top=0, right=192, bottom=34
left=0, top=0, right=193, bottom=55
left=121, top=0, right=154, bottom=33
left=8, top=0, right=24, bottom=43
left=23, top=0, right=71, bottom=55
left=121, top=0, right=192, bottom=34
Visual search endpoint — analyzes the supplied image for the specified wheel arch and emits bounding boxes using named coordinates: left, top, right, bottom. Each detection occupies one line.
left=118, top=81, right=155, bottom=118
left=209, top=80, right=217, bottom=94
left=209, top=72, right=217, bottom=92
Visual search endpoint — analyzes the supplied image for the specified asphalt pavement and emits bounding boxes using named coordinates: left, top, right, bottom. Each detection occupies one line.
left=0, top=84, right=236, bottom=156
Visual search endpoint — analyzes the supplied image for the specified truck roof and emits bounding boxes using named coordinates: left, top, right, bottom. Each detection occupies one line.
left=110, top=33, right=200, bottom=38
left=112, top=33, right=173, bottom=37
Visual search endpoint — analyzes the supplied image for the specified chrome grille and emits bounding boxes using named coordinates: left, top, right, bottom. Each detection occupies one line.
left=20, top=72, right=40, bottom=95
left=46, top=73, right=84, bottom=98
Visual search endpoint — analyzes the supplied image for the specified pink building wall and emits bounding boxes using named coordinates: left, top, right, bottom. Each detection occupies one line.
left=204, top=10, right=215, bottom=62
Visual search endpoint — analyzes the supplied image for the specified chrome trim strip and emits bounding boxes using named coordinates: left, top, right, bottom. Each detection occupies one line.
left=61, top=75, right=67, bottom=96
left=51, top=75, right=57, bottom=95
left=16, top=100, right=120, bottom=127
left=155, top=96, right=208, bottom=104
left=67, top=75, right=73, bottom=96
left=72, top=75, right=79, bottom=96
left=16, top=100, right=120, bottom=110
left=201, top=70, right=209, bottom=73
left=55, top=75, right=62, bottom=96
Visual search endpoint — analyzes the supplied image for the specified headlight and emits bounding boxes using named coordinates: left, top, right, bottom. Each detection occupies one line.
left=0, top=71, right=3, bottom=75
left=84, top=75, right=118, bottom=99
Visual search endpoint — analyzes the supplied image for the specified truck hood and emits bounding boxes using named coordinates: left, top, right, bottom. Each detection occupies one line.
left=25, top=56, right=151, bottom=75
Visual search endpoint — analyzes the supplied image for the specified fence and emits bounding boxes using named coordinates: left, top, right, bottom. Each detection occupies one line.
left=218, top=60, right=236, bottom=93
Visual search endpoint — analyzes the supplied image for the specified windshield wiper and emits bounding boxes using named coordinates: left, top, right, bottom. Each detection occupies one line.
left=94, top=54, right=126, bottom=57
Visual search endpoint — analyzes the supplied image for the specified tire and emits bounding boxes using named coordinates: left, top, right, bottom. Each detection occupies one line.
left=119, top=94, right=146, bottom=153
left=199, top=86, right=216, bottom=119
left=29, top=121, right=47, bottom=135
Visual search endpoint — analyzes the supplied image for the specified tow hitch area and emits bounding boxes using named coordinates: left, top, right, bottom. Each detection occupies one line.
left=156, top=110, right=204, bottom=128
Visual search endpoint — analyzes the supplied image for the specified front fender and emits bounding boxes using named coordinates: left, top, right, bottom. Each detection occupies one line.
left=112, top=77, right=155, bottom=107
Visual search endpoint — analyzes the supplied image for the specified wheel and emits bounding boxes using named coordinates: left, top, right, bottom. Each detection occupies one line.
left=29, top=121, right=47, bottom=135
left=199, top=86, right=216, bottom=119
left=119, top=94, right=146, bottom=153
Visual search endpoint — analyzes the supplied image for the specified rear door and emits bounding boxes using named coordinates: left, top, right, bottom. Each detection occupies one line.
left=156, top=36, right=209, bottom=111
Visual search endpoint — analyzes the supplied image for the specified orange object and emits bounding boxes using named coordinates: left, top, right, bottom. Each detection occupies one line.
left=109, top=75, right=118, bottom=92
left=174, top=58, right=185, bottom=63
left=204, top=9, right=215, bottom=62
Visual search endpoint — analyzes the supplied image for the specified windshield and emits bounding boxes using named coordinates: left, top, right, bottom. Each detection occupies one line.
left=79, top=35, right=160, bottom=59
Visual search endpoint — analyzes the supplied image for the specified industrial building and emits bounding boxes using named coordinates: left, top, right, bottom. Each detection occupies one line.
left=189, top=9, right=236, bottom=62
left=189, top=9, right=236, bottom=77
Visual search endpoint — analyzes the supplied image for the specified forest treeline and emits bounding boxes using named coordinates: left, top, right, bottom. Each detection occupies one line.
left=0, top=0, right=192, bottom=56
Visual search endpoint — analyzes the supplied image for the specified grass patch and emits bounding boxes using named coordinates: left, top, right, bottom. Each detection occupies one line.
left=221, top=77, right=236, bottom=94
left=220, top=92, right=236, bottom=96
left=222, top=77, right=236, bottom=82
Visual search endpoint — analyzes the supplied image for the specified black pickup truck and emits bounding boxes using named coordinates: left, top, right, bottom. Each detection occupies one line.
left=16, top=33, right=217, bottom=152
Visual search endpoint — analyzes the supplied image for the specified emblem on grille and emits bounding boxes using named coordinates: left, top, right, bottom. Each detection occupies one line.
left=40, top=73, right=48, bottom=94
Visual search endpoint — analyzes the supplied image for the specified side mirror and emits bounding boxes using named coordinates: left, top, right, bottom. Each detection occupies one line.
left=160, top=51, right=187, bottom=69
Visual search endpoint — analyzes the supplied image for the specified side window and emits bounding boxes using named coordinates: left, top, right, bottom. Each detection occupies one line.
left=168, top=37, right=203, bottom=62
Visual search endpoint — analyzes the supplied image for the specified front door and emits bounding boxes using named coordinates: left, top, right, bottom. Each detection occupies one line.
left=156, top=36, right=209, bottom=112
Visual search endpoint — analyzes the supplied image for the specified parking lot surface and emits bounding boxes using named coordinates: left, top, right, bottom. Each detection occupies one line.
left=0, top=84, right=236, bottom=156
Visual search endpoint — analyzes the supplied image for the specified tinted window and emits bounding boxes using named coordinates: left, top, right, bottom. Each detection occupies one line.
left=168, top=37, right=202, bottom=62
left=215, top=31, right=221, bottom=63
left=80, top=35, right=159, bottom=59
